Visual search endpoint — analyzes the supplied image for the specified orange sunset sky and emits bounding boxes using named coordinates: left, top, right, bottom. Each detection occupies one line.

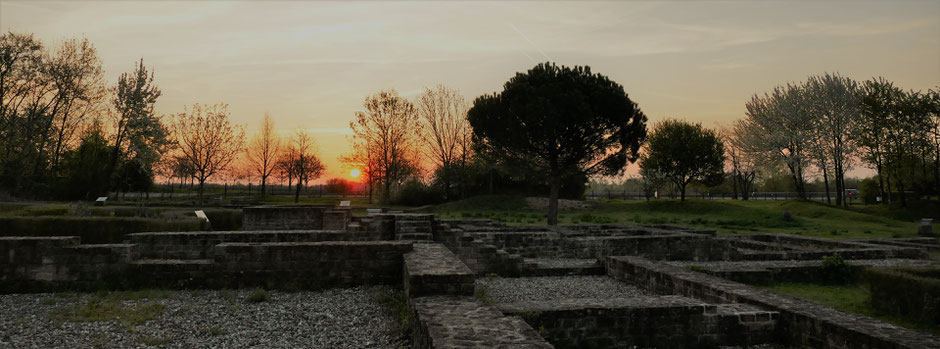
left=2, top=1, right=938, bottom=181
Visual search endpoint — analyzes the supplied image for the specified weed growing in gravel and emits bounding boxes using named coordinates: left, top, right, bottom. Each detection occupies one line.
left=219, top=289, right=234, bottom=302
left=105, top=289, right=171, bottom=301
left=140, top=335, right=171, bottom=346
left=474, top=285, right=492, bottom=304
left=91, top=333, right=110, bottom=348
left=374, top=288, right=412, bottom=338
left=202, top=325, right=225, bottom=336
left=246, top=288, right=271, bottom=303
left=48, top=297, right=165, bottom=330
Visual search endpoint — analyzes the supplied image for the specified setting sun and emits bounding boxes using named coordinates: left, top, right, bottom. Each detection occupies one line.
left=349, top=169, right=361, bottom=178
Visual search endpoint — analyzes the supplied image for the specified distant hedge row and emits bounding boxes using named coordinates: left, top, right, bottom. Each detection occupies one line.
left=866, top=267, right=940, bottom=325
left=0, top=216, right=205, bottom=244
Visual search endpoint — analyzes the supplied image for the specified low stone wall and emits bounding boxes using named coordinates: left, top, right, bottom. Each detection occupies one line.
left=1, top=237, right=140, bottom=291
left=499, top=297, right=776, bottom=349
left=403, top=243, right=474, bottom=297
left=867, top=267, right=940, bottom=326
left=853, top=237, right=940, bottom=252
left=607, top=256, right=940, bottom=349
left=2, top=236, right=414, bottom=291
left=211, top=241, right=413, bottom=289
left=409, top=296, right=552, bottom=349
left=127, top=230, right=365, bottom=259
left=242, top=205, right=333, bottom=230
left=678, top=259, right=934, bottom=285
left=730, top=234, right=928, bottom=261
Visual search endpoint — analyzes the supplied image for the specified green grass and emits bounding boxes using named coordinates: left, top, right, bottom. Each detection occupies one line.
left=373, top=288, right=413, bottom=338
left=431, top=196, right=924, bottom=239
left=762, top=282, right=940, bottom=335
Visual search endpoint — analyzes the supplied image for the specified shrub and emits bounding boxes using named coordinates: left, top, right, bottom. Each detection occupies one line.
left=392, top=180, right=444, bottom=207
left=820, top=253, right=855, bottom=284
left=866, top=267, right=940, bottom=325
left=858, top=177, right=880, bottom=204
left=246, top=288, right=271, bottom=303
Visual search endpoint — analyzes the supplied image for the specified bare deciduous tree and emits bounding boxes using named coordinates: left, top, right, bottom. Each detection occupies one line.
left=172, top=103, right=245, bottom=204
left=245, top=113, right=280, bottom=197
left=416, top=85, right=471, bottom=199
left=285, top=130, right=325, bottom=203
left=349, top=89, right=421, bottom=202
left=724, top=121, right=759, bottom=200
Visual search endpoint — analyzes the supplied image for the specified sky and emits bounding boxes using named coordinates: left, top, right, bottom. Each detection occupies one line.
left=2, top=1, right=939, bottom=181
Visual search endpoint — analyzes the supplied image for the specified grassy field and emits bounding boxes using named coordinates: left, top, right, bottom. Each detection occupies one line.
left=762, top=282, right=940, bottom=336
left=0, top=194, right=929, bottom=239
left=429, top=195, right=925, bottom=239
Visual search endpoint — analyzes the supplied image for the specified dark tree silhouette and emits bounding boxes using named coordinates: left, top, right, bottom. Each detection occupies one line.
left=639, top=119, right=725, bottom=202
left=468, top=63, right=647, bottom=225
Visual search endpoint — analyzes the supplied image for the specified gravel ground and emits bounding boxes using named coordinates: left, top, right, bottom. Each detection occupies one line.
left=476, top=275, right=647, bottom=303
left=0, top=286, right=406, bottom=349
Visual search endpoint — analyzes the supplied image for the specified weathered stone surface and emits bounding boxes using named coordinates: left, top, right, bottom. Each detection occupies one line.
left=213, top=241, right=413, bottom=289
left=409, top=296, right=553, bottom=349
left=404, top=243, right=474, bottom=297
left=607, top=255, right=940, bottom=349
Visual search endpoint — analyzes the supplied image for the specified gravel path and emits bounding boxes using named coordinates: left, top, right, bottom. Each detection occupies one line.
left=476, top=275, right=647, bottom=304
left=0, top=286, right=406, bottom=349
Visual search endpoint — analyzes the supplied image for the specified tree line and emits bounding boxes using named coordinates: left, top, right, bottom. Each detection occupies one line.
left=0, top=32, right=248, bottom=203
left=3, top=31, right=937, bottom=223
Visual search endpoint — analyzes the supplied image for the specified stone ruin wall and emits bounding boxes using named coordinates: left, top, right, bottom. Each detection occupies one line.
left=2, top=212, right=939, bottom=349
left=241, top=205, right=351, bottom=231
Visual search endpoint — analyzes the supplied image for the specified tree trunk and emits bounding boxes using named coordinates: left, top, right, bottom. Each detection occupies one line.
left=197, top=179, right=206, bottom=207
left=547, top=172, right=560, bottom=226
left=679, top=181, right=687, bottom=202
left=261, top=176, right=267, bottom=198
left=822, top=166, right=831, bottom=205
left=731, top=171, right=739, bottom=200
left=834, top=160, right=843, bottom=207
left=294, top=180, right=302, bottom=203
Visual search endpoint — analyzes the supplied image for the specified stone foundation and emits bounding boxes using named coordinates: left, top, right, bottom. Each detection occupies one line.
left=607, top=255, right=940, bottom=349
left=499, top=297, right=777, bottom=349
left=409, top=296, right=553, bottom=349
left=242, top=205, right=341, bottom=230
left=404, top=243, right=475, bottom=297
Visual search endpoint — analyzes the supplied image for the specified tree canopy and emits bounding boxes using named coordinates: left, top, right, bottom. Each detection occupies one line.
left=640, top=119, right=725, bottom=202
left=468, top=62, right=647, bottom=225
